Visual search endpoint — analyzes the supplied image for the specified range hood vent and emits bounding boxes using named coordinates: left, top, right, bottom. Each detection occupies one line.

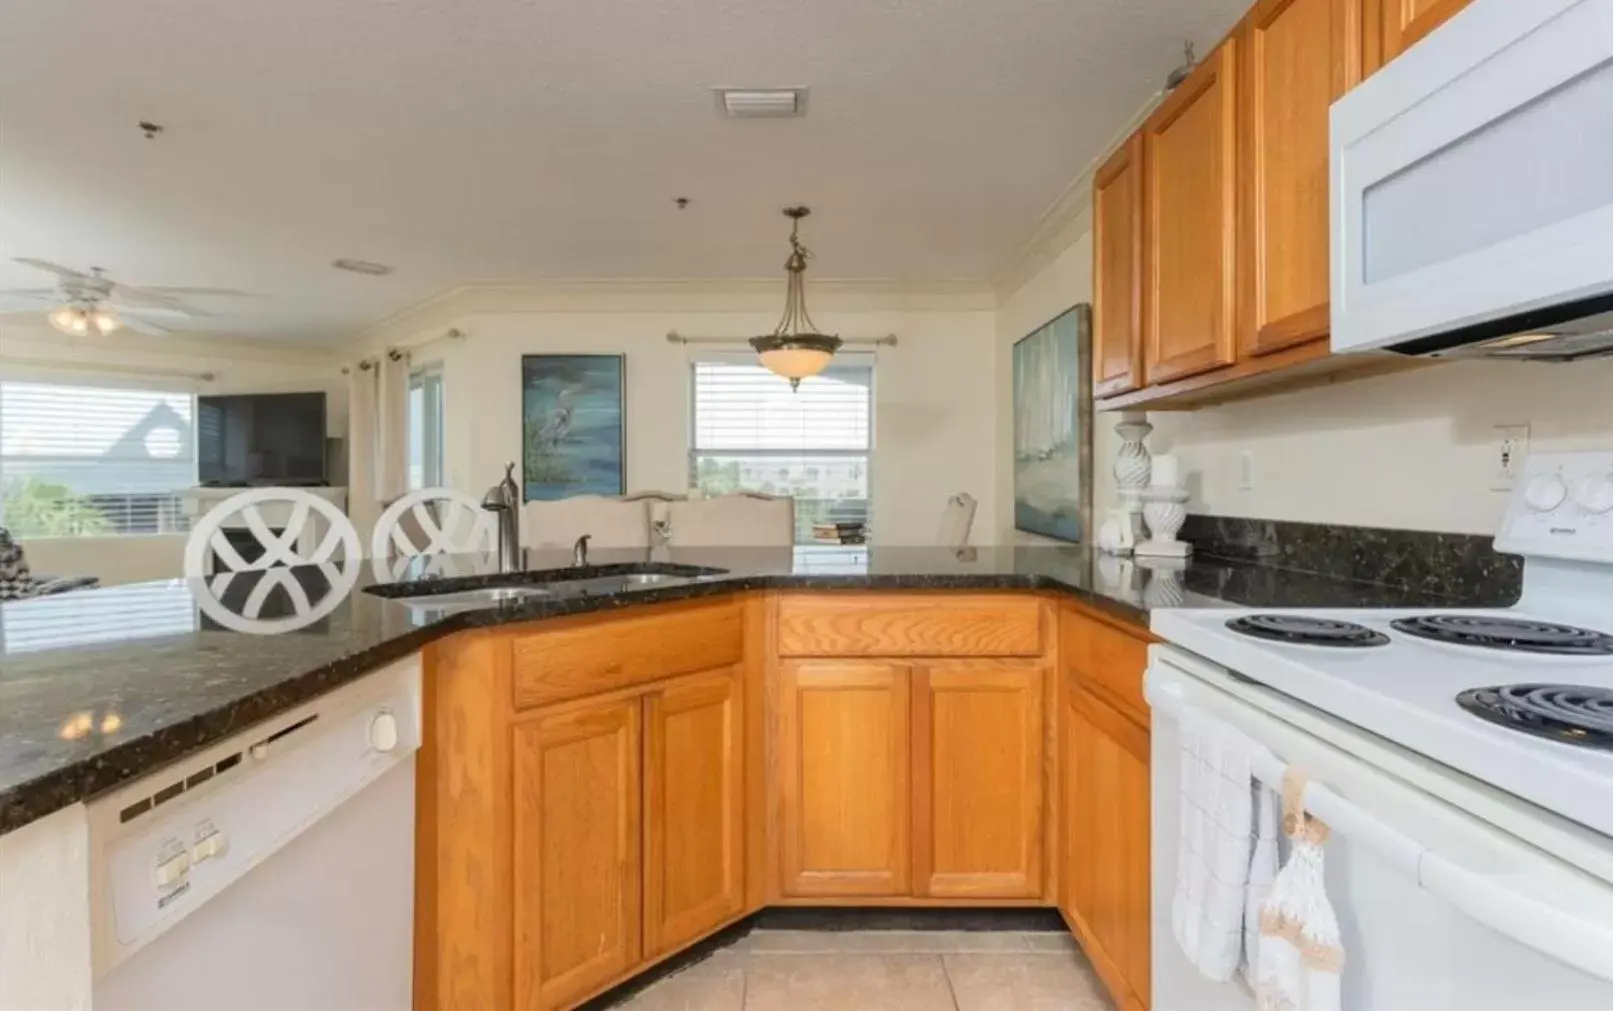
left=1387, top=292, right=1613, bottom=363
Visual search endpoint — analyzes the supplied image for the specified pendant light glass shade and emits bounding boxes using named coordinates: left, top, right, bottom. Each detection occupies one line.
left=750, top=207, right=841, bottom=390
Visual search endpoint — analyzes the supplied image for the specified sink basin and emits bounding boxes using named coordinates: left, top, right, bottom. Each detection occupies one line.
left=541, top=572, right=689, bottom=594
left=367, top=563, right=728, bottom=608
left=398, top=585, right=554, bottom=611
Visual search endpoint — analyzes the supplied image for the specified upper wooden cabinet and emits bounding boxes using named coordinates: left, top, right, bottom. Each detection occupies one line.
left=777, top=660, right=912, bottom=898
left=1093, top=134, right=1146, bottom=397
left=912, top=661, right=1046, bottom=899
left=644, top=668, right=745, bottom=957
left=1143, top=37, right=1240, bottom=386
left=1239, top=0, right=1363, bottom=357
left=1364, top=0, right=1474, bottom=74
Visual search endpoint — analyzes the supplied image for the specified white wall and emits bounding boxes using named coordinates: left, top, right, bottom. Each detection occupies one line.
left=993, top=208, right=1119, bottom=544
left=1, top=321, right=345, bottom=585
left=1147, top=358, right=1613, bottom=535
left=361, top=285, right=1001, bottom=546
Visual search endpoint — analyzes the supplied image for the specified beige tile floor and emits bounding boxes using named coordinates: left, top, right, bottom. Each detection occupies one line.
left=611, top=930, right=1114, bottom=1011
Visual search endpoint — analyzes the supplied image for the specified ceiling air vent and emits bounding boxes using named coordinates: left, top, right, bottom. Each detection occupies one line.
left=715, top=88, right=808, bottom=118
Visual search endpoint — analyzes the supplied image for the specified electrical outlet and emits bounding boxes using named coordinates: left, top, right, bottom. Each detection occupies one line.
left=1491, top=424, right=1531, bottom=491
left=1238, top=450, right=1255, bottom=491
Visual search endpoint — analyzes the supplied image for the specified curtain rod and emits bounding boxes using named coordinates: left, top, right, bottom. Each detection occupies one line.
left=665, top=330, right=898, bottom=347
left=0, top=355, right=217, bottom=383
left=342, top=329, right=466, bottom=373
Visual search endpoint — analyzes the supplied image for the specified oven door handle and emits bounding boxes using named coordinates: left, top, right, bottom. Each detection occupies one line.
left=1146, top=671, right=1613, bottom=983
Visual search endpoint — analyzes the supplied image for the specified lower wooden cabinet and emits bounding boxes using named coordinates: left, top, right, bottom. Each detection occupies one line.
left=644, top=667, right=745, bottom=956
left=1061, top=683, right=1152, bottom=1011
left=514, top=697, right=643, bottom=1011
left=913, top=661, right=1045, bottom=899
left=778, top=660, right=912, bottom=897
left=778, top=658, right=1049, bottom=902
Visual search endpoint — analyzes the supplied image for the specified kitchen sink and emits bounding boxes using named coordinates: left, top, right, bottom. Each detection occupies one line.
left=395, top=585, right=555, bottom=611
left=367, top=563, right=728, bottom=608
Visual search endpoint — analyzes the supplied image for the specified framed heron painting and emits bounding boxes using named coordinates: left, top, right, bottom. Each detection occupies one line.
left=520, top=354, right=625, bottom=501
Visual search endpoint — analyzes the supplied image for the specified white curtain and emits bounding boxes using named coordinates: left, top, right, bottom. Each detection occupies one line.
left=376, top=350, right=411, bottom=502
left=347, top=362, right=379, bottom=537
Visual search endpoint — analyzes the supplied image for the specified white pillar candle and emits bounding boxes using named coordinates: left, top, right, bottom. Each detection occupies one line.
left=1150, top=453, right=1180, bottom=488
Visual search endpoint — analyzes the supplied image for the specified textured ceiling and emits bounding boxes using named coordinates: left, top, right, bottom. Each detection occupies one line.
left=0, top=0, right=1245, bottom=342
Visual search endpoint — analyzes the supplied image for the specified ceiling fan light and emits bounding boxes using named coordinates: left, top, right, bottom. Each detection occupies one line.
left=49, top=306, right=89, bottom=335
left=91, top=310, right=121, bottom=334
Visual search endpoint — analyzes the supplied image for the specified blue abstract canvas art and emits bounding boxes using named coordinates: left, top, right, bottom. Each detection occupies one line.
left=521, top=354, right=625, bottom=501
left=1013, top=305, right=1092, bottom=542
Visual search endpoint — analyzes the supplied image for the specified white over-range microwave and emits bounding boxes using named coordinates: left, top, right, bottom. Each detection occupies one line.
left=1330, top=0, right=1613, bottom=362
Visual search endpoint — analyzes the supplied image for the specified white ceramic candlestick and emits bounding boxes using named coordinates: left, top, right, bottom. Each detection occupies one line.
left=1135, top=485, right=1192, bottom=558
left=1112, top=414, right=1153, bottom=554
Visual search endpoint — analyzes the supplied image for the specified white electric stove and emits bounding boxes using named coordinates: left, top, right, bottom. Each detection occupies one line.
left=1148, top=450, right=1613, bottom=1010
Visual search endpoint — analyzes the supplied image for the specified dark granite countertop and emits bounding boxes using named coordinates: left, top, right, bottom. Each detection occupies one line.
left=0, top=544, right=1512, bottom=836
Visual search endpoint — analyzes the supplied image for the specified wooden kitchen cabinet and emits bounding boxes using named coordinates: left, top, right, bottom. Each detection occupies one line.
left=1061, top=683, right=1151, bottom=1011
left=1094, top=133, right=1146, bottom=397
left=1143, top=36, right=1239, bottom=386
left=1239, top=0, right=1363, bottom=358
left=1364, top=0, right=1474, bottom=75
left=513, top=695, right=643, bottom=1011
left=643, top=667, right=745, bottom=956
left=912, top=661, right=1045, bottom=899
left=778, top=660, right=912, bottom=897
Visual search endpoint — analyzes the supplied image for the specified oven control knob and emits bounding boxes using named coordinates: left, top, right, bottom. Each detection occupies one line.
left=369, top=712, right=399, bottom=753
left=1575, top=474, right=1613, bottom=515
left=1524, top=473, right=1568, bottom=512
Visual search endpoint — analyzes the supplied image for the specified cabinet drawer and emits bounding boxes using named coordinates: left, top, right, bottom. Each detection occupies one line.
left=512, top=600, right=743, bottom=710
left=1062, top=610, right=1150, bottom=723
left=777, top=594, right=1043, bottom=657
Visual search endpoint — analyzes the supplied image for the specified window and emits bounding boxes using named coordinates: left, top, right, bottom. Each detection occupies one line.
left=689, top=356, right=872, bottom=544
left=0, top=380, right=196, bottom=537
left=407, top=365, right=445, bottom=490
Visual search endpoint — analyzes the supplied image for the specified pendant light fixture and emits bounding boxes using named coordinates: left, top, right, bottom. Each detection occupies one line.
left=749, top=206, right=842, bottom=390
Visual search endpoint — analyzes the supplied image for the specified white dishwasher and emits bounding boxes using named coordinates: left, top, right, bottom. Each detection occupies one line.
left=89, top=657, right=422, bottom=1011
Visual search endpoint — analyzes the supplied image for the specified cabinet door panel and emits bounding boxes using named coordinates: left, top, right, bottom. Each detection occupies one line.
left=514, top=698, right=641, bottom=1011
left=1145, top=38, right=1239, bottom=385
left=1241, top=0, right=1363, bottom=357
left=1094, top=133, right=1146, bottom=398
left=913, top=661, right=1045, bottom=898
left=1061, top=685, right=1150, bottom=1011
left=644, top=667, right=744, bottom=957
left=779, top=661, right=911, bottom=897
left=1366, top=0, right=1474, bottom=74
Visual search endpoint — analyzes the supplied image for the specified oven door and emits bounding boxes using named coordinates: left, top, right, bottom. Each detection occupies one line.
left=1329, top=0, right=1613, bottom=356
left=1147, top=647, right=1613, bottom=1011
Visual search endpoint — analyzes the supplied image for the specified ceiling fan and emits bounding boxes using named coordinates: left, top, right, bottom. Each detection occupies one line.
left=0, top=258, right=246, bottom=337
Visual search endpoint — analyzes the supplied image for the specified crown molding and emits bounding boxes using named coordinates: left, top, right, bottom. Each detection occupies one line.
left=0, top=319, right=341, bottom=368
left=989, top=90, right=1164, bottom=304
left=343, top=277, right=998, bottom=353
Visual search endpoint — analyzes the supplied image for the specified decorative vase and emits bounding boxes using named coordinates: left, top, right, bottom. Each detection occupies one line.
left=1136, top=485, right=1192, bottom=558
left=1113, top=415, right=1154, bottom=507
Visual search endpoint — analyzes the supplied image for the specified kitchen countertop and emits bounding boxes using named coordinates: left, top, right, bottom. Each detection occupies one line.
left=0, top=544, right=1515, bottom=836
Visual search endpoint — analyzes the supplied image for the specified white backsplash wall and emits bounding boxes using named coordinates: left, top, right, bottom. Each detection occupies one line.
left=1145, top=357, right=1613, bottom=536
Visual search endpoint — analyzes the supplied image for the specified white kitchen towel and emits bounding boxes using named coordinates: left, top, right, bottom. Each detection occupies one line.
left=1242, top=785, right=1281, bottom=985
left=1255, top=770, right=1344, bottom=1011
left=1171, top=707, right=1261, bottom=982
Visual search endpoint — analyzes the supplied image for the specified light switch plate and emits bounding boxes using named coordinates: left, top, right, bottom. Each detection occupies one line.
left=1491, top=424, right=1531, bottom=491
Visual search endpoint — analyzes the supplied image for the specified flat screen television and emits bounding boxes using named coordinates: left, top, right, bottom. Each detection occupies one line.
left=197, top=392, right=328, bottom=486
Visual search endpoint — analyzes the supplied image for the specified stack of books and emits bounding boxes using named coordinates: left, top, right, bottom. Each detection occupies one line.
left=812, top=522, right=867, bottom=545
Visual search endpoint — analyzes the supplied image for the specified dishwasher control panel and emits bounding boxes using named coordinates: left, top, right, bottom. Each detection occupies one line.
left=87, top=656, right=422, bottom=975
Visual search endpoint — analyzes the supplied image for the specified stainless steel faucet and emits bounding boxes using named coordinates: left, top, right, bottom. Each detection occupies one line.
left=573, top=534, right=591, bottom=568
left=481, top=461, right=522, bottom=573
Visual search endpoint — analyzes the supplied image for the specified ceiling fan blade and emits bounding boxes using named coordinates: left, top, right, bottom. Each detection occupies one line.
left=0, top=290, right=60, bottom=302
left=12, top=257, right=89, bottom=280
left=107, top=284, right=185, bottom=307
left=119, top=316, right=173, bottom=337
